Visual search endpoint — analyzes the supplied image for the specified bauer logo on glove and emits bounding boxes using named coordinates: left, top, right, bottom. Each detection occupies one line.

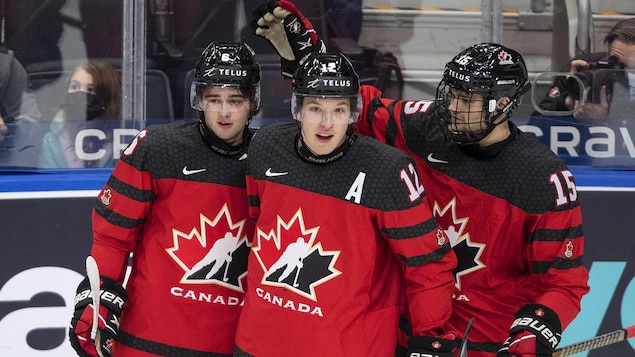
left=69, top=275, right=128, bottom=357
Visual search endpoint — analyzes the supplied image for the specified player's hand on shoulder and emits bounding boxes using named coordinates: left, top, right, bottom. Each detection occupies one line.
left=69, top=275, right=128, bottom=357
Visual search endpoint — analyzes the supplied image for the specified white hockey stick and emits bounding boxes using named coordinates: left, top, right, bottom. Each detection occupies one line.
left=551, top=324, right=635, bottom=356
left=86, top=256, right=104, bottom=357
left=458, top=317, right=475, bottom=357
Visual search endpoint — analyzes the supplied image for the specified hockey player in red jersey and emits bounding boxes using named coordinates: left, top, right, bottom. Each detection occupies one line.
left=234, top=52, right=458, bottom=356
left=68, top=42, right=261, bottom=357
left=252, top=2, right=590, bottom=357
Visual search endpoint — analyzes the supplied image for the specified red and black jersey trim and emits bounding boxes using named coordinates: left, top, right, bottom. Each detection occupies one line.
left=533, top=256, right=585, bottom=274
left=94, top=204, right=145, bottom=229
left=382, top=218, right=440, bottom=239
left=118, top=330, right=231, bottom=357
left=399, top=244, right=452, bottom=267
left=247, top=194, right=259, bottom=207
left=233, top=345, right=253, bottom=357
left=384, top=100, right=399, bottom=146
left=530, top=225, right=583, bottom=242
left=106, top=175, right=157, bottom=202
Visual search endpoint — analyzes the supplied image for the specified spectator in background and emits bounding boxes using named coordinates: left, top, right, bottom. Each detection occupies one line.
left=0, top=46, right=43, bottom=168
left=39, top=59, right=122, bottom=168
left=538, top=17, right=635, bottom=122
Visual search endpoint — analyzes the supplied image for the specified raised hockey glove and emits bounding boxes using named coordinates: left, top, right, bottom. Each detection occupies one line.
left=497, top=303, right=562, bottom=357
left=69, top=276, right=128, bottom=357
left=251, top=0, right=326, bottom=78
left=408, top=332, right=457, bottom=357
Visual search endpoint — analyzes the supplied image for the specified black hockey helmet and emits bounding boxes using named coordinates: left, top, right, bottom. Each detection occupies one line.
left=190, top=42, right=261, bottom=113
left=291, top=52, right=361, bottom=122
left=435, top=42, right=530, bottom=144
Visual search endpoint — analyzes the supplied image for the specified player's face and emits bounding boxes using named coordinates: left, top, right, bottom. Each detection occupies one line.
left=68, top=68, right=95, bottom=94
left=201, top=86, right=251, bottom=146
left=447, top=88, right=488, bottom=135
left=298, top=97, right=352, bottom=156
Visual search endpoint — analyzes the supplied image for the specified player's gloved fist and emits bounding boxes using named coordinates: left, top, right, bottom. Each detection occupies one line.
left=69, top=276, right=128, bottom=357
left=408, top=332, right=457, bottom=357
left=250, top=0, right=326, bottom=78
left=497, top=303, right=562, bottom=357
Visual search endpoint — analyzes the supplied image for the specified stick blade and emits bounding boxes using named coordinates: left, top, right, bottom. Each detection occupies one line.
left=86, top=256, right=99, bottom=281
left=85, top=256, right=100, bottom=340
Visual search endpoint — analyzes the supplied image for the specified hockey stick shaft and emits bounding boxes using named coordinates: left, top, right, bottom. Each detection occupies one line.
left=459, top=317, right=475, bottom=357
left=86, top=256, right=105, bottom=357
left=552, top=325, right=635, bottom=356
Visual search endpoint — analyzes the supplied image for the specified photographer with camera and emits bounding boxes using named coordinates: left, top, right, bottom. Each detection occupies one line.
left=538, top=17, right=635, bottom=122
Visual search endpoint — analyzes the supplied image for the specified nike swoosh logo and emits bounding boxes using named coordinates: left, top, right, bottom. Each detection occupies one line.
left=238, top=153, right=248, bottom=161
left=182, top=166, right=207, bottom=175
left=265, top=168, right=288, bottom=177
left=427, top=153, right=449, bottom=164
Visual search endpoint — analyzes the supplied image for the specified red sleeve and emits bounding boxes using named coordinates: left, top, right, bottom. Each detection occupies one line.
left=355, top=84, right=434, bottom=154
left=530, top=205, right=589, bottom=329
left=383, top=202, right=457, bottom=336
left=377, top=156, right=457, bottom=336
left=355, top=84, right=392, bottom=142
left=91, top=131, right=156, bottom=283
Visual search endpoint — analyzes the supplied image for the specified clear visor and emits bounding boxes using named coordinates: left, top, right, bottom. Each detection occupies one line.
left=190, top=81, right=260, bottom=113
left=291, top=93, right=361, bottom=124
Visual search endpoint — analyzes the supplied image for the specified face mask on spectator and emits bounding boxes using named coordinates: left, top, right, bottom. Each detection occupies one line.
left=60, top=91, right=106, bottom=120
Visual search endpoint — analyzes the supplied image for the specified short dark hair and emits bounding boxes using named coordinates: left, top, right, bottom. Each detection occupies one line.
left=604, top=18, right=635, bottom=45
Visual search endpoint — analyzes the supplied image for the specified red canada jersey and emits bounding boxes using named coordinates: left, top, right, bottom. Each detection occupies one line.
left=235, top=123, right=457, bottom=357
left=91, top=121, right=254, bottom=356
left=356, top=85, right=590, bottom=356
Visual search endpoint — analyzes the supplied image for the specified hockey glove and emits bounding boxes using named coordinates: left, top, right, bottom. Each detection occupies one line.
left=251, top=0, right=326, bottom=78
left=408, top=332, right=457, bottom=357
left=497, top=303, right=562, bottom=357
left=69, top=276, right=128, bottom=357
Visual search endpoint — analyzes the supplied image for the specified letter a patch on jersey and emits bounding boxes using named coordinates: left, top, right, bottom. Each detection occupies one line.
left=253, top=208, right=341, bottom=301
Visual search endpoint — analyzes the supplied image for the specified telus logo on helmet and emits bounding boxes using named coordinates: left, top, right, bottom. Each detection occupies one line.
left=447, top=69, right=471, bottom=83
left=321, top=79, right=351, bottom=87
left=218, top=68, right=248, bottom=77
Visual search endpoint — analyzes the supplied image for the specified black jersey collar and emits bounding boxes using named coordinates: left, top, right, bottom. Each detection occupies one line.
left=295, top=132, right=356, bottom=165
left=459, top=121, right=519, bottom=158
left=199, top=121, right=252, bottom=157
